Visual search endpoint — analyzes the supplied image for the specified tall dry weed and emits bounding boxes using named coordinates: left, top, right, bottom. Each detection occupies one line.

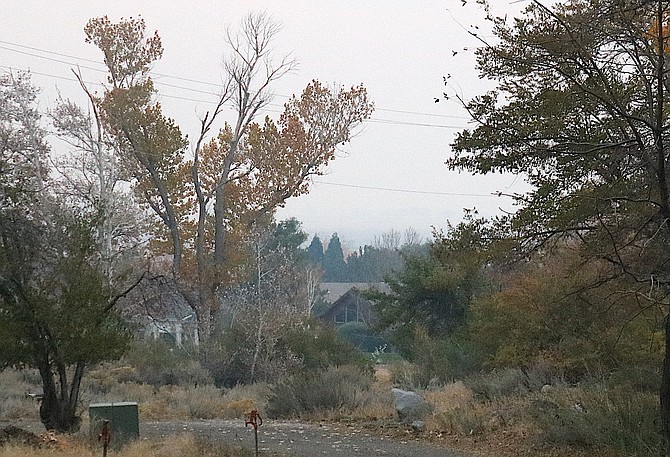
left=425, top=381, right=509, bottom=435
left=0, top=370, right=42, bottom=421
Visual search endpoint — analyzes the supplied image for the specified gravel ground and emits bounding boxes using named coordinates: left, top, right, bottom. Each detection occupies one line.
left=143, top=419, right=468, bottom=457
left=1, top=419, right=469, bottom=456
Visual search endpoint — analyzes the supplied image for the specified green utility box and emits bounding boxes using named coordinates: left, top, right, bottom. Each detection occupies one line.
left=89, top=402, right=139, bottom=448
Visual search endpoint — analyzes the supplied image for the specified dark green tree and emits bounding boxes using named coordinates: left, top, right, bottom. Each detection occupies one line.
left=448, top=0, right=670, bottom=441
left=0, top=210, right=134, bottom=432
left=274, top=218, right=309, bottom=255
left=307, top=235, right=325, bottom=266
left=0, top=71, right=139, bottom=432
left=346, top=244, right=408, bottom=282
left=371, top=215, right=493, bottom=356
left=323, top=233, right=347, bottom=282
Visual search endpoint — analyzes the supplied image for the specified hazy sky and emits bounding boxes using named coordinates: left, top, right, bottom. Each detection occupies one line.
left=1, top=1, right=528, bottom=250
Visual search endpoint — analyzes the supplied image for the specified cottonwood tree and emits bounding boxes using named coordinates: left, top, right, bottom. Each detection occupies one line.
left=448, top=0, right=670, bottom=442
left=85, top=15, right=187, bottom=274
left=85, top=14, right=373, bottom=339
left=50, top=75, right=146, bottom=280
left=0, top=71, right=139, bottom=432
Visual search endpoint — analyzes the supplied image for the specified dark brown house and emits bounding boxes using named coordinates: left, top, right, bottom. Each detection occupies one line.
left=318, top=283, right=389, bottom=326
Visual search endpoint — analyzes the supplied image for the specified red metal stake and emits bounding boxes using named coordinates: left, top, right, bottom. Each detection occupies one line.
left=245, top=410, right=263, bottom=457
left=98, top=419, right=111, bottom=457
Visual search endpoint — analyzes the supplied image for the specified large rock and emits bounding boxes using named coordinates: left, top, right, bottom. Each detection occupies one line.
left=392, top=388, right=429, bottom=422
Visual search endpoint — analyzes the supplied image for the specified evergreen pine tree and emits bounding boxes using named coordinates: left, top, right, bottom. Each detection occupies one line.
left=323, top=233, right=347, bottom=282
left=307, top=235, right=324, bottom=266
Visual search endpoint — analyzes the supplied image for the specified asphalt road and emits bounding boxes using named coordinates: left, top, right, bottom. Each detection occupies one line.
left=143, top=419, right=467, bottom=457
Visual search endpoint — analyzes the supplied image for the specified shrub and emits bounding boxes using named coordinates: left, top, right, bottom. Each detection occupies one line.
left=389, top=336, right=484, bottom=390
left=279, top=322, right=370, bottom=370
left=396, top=327, right=483, bottom=386
left=388, top=361, right=436, bottom=391
left=607, top=366, right=660, bottom=393
left=266, top=365, right=373, bottom=418
left=426, top=381, right=490, bottom=435
left=202, top=322, right=302, bottom=387
left=204, top=320, right=370, bottom=388
left=466, top=368, right=530, bottom=400
left=533, top=386, right=663, bottom=454
left=465, top=363, right=556, bottom=401
left=433, top=403, right=492, bottom=436
left=122, top=340, right=211, bottom=387
left=423, top=381, right=473, bottom=411
left=336, top=322, right=386, bottom=352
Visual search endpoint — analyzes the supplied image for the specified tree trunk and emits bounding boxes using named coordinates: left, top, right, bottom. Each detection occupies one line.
left=196, top=294, right=213, bottom=343
left=213, top=137, right=241, bottom=267
left=38, top=362, right=84, bottom=433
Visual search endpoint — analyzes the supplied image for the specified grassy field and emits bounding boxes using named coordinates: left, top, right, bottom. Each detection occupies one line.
left=0, top=364, right=663, bottom=457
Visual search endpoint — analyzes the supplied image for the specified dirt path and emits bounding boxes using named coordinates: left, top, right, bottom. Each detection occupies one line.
left=143, top=419, right=467, bottom=457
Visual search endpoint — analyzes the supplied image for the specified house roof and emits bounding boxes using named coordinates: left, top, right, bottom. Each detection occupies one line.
left=118, top=276, right=195, bottom=324
left=318, top=287, right=380, bottom=325
left=319, top=282, right=390, bottom=303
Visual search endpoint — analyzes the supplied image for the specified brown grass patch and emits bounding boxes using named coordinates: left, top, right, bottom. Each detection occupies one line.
left=374, top=365, right=392, bottom=384
left=424, top=381, right=472, bottom=412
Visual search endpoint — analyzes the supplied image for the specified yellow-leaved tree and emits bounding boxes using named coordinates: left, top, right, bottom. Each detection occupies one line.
left=85, top=13, right=373, bottom=340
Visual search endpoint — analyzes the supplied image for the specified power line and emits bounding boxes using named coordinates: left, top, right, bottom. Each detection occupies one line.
left=0, top=63, right=507, bottom=202
left=314, top=180, right=514, bottom=198
left=0, top=65, right=97, bottom=85
left=0, top=43, right=234, bottom=99
left=0, top=39, right=222, bottom=87
left=0, top=39, right=470, bottom=121
left=1, top=63, right=469, bottom=130
left=376, top=107, right=468, bottom=120
left=367, top=118, right=463, bottom=129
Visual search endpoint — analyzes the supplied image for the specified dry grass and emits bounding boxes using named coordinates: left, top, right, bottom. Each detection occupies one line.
left=5, top=363, right=660, bottom=457
left=0, top=370, right=42, bottom=422
left=1, top=367, right=271, bottom=425
left=413, top=378, right=662, bottom=457
left=93, top=383, right=270, bottom=421
left=0, top=434, right=287, bottom=457
left=423, top=381, right=472, bottom=411
left=0, top=444, right=94, bottom=457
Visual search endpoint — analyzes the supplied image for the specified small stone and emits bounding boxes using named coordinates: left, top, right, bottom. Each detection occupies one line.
left=410, top=421, right=425, bottom=433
